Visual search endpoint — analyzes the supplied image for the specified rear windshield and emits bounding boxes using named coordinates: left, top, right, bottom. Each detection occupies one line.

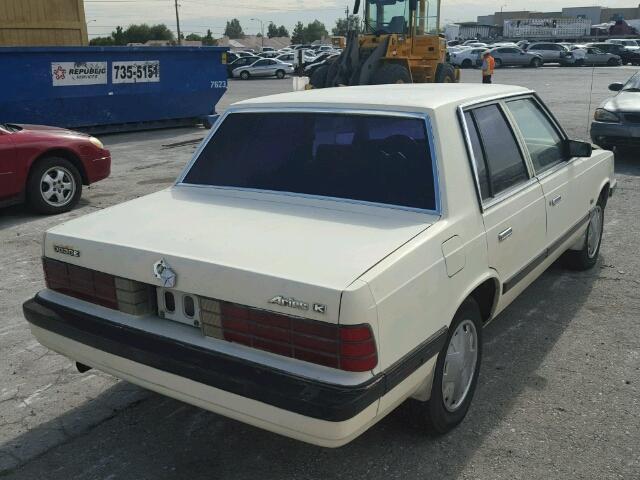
left=183, top=112, right=436, bottom=210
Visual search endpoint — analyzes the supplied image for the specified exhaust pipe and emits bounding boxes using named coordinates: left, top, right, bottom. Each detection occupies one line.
left=76, top=362, right=92, bottom=373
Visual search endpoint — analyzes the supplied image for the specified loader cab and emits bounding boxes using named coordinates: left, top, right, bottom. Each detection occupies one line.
left=363, top=0, right=440, bottom=36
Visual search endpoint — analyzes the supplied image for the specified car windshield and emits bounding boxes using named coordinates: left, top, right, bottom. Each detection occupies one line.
left=183, top=112, right=437, bottom=210
left=622, top=73, right=640, bottom=91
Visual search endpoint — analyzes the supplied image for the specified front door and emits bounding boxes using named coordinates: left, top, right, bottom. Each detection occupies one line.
left=0, top=130, right=20, bottom=201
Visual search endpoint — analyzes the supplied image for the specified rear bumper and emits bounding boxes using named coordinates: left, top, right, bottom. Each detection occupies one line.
left=23, top=294, right=446, bottom=446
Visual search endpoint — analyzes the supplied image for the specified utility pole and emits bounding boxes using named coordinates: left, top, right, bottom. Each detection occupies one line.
left=346, top=6, right=350, bottom=34
left=174, top=0, right=181, bottom=45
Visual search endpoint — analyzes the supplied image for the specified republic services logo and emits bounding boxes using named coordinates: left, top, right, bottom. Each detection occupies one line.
left=53, top=65, right=66, bottom=80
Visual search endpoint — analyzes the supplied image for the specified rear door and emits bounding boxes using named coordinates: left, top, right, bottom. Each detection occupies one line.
left=462, top=103, right=547, bottom=295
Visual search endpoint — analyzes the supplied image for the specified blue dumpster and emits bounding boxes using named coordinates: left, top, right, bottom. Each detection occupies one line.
left=0, top=46, right=228, bottom=132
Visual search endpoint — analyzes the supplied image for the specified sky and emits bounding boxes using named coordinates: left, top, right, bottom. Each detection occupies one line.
left=84, top=0, right=639, bottom=39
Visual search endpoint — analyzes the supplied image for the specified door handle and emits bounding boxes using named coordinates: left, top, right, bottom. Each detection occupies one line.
left=550, top=195, right=562, bottom=206
left=498, top=227, right=513, bottom=242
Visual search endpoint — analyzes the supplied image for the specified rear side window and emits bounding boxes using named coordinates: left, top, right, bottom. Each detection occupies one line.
left=463, top=112, right=491, bottom=200
left=184, top=112, right=436, bottom=210
left=507, top=98, right=565, bottom=173
left=465, top=104, right=529, bottom=198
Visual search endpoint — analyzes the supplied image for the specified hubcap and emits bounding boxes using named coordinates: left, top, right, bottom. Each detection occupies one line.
left=442, top=320, right=478, bottom=412
left=587, top=205, right=603, bottom=258
left=40, top=166, right=75, bottom=207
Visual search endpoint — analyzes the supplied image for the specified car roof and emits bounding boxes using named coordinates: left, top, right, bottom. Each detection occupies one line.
left=233, top=84, right=532, bottom=111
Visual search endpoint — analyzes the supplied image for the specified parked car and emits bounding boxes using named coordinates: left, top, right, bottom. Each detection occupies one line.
left=591, top=72, right=640, bottom=150
left=607, top=39, right=640, bottom=52
left=450, top=47, right=487, bottom=68
left=232, top=58, right=294, bottom=79
left=304, top=53, right=339, bottom=76
left=23, top=84, right=615, bottom=448
left=274, top=53, right=295, bottom=64
left=226, top=55, right=260, bottom=77
left=526, top=43, right=571, bottom=64
left=573, top=47, right=621, bottom=66
left=0, top=123, right=110, bottom=214
left=226, top=52, right=239, bottom=64
left=489, top=47, right=543, bottom=68
left=587, top=42, right=640, bottom=65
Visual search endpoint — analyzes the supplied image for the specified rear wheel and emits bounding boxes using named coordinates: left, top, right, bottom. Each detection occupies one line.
left=27, top=157, right=82, bottom=215
left=435, top=63, right=457, bottom=83
left=575, top=58, right=585, bottom=67
left=240, top=70, right=250, bottom=80
left=461, top=59, right=472, bottom=69
left=494, top=58, right=503, bottom=68
left=530, top=57, right=542, bottom=68
left=607, top=57, right=620, bottom=66
left=310, top=64, right=329, bottom=88
left=425, top=298, right=482, bottom=434
left=371, top=63, right=412, bottom=84
left=275, top=69, right=285, bottom=79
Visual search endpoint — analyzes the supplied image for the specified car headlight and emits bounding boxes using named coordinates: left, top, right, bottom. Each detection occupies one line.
left=89, top=136, right=104, bottom=149
left=594, top=108, right=620, bottom=123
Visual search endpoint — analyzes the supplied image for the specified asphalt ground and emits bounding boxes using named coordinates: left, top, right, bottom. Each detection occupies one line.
left=1, top=65, right=639, bottom=479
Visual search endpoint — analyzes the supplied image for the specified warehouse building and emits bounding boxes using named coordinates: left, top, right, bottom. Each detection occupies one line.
left=478, top=4, right=640, bottom=26
left=0, top=0, right=88, bottom=46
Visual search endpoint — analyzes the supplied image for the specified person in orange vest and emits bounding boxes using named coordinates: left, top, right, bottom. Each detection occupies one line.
left=481, top=50, right=495, bottom=84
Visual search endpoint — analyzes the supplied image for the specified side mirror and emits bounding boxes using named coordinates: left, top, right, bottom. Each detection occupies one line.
left=564, top=139, right=593, bottom=158
left=608, top=82, right=623, bottom=92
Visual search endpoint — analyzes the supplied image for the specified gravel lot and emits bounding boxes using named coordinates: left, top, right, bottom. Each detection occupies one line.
left=1, top=66, right=639, bottom=479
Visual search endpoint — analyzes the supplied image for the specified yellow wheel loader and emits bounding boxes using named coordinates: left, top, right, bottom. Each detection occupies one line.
left=311, top=0, right=458, bottom=88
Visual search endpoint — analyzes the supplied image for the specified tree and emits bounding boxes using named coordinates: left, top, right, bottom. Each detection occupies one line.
left=89, top=23, right=175, bottom=46
left=203, top=29, right=217, bottom=46
left=89, top=36, right=115, bottom=46
left=332, top=15, right=361, bottom=36
left=268, top=22, right=289, bottom=38
left=185, top=33, right=202, bottom=41
left=224, top=18, right=244, bottom=39
left=112, top=26, right=125, bottom=45
left=304, top=20, right=328, bottom=43
left=291, top=21, right=305, bottom=43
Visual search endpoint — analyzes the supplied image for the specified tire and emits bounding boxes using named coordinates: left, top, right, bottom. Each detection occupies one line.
left=494, top=58, right=503, bottom=68
left=461, top=59, right=472, bottom=69
left=607, top=58, right=619, bottom=67
left=275, top=69, right=285, bottom=79
left=434, top=63, right=457, bottom=83
left=310, top=64, right=329, bottom=88
left=240, top=70, right=250, bottom=80
left=563, top=196, right=606, bottom=271
left=425, top=298, right=483, bottom=434
left=530, top=57, right=542, bottom=68
left=27, top=157, right=82, bottom=215
left=371, top=63, right=412, bottom=84
left=575, top=59, right=585, bottom=67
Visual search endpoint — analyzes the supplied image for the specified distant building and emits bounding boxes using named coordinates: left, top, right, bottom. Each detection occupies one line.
left=446, top=22, right=501, bottom=40
left=478, top=5, right=640, bottom=28
left=217, top=35, right=290, bottom=51
left=0, top=0, right=88, bottom=46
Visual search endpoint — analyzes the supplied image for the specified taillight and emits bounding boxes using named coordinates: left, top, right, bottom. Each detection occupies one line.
left=43, top=258, right=152, bottom=315
left=200, top=298, right=377, bottom=372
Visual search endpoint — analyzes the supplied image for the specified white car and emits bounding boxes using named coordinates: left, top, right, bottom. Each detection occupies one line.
left=24, top=85, right=615, bottom=448
left=607, top=39, right=640, bottom=51
left=450, top=47, right=487, bottom=68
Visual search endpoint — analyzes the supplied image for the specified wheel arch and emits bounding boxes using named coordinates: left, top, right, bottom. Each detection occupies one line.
left=28, top=148, right=88, bottom=185
left=454, top=274, right=501, bottom=325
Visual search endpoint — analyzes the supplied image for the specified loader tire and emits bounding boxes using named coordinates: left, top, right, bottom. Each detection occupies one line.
left=371, top=63, right=412, bottom=84
left=435, top=63, right=457, bottom=83
left=310, top=64, right=329, bottom=88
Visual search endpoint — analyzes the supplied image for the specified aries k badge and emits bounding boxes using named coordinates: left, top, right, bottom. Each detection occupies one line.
left=153, top=259, right=177, bottom=288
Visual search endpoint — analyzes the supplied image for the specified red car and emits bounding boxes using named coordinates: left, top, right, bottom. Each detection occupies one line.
left=0, top=123, right=111, bottom=214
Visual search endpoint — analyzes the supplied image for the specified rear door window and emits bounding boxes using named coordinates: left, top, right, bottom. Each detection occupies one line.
left=183, top=112, right=437, bottom=211
left=466, top=104, right=529, bottom=197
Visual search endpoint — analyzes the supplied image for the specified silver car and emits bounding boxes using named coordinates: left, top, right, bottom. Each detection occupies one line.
left=526, top=43, right=570, bottom=63
left=578, top=47, right=622, bottom=66
left=232, top=58, right=294, bottom=80
left=488, top=47, right=543, bottom=68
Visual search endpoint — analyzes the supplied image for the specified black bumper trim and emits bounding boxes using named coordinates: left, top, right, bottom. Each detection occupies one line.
left=23, top=295, right=447, bottom=422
